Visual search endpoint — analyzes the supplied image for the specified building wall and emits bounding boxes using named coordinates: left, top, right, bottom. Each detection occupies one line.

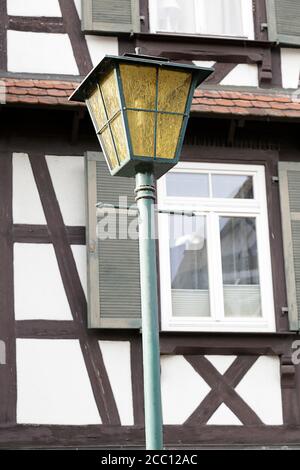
left=0, top=112, right=299, bottom=447
left=0, top=0, right=300, bottom=448
left=0, top=0, right=298, bottom=89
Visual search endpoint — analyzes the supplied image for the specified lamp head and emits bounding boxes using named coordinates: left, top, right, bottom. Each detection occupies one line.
left=70, top=54, right=213, bottom=178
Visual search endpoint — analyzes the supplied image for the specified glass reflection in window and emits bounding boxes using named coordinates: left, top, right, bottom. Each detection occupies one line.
left=169, top=214, right=210, bottom=317
left=219, top=216, right=261, bottom=317
left=212, top=174, right=253, bottom=199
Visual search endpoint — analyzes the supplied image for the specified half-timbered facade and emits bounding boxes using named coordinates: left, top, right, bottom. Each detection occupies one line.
left=1, top=0, right=300, bottom=448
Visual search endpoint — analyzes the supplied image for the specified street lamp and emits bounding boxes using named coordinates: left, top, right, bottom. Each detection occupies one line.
left=70, top=54, right=212, bottom=450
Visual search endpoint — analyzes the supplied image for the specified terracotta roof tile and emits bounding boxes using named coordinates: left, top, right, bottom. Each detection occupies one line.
left=191, top=88, right=300, bottom=119
left=2, top=77, right=300, bottom=120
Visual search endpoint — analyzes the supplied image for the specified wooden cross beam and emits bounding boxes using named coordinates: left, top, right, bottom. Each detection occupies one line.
left=184, top=355, right=262, bottom=425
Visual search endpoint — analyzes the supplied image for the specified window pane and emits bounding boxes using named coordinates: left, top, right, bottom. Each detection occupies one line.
left=212, top=174, right=253, bottom=199
left=98, top=127, right=118, bottom=171
left=198, top=0, right=244, bottom=37
left=157, top=0, right=196, bottom=33
left=127, top=110, right=155, bottom=157
left=170, top=215, right=210, bottom=317
left=220, top=216, right=261, bottom=317
left=120, top=64, right=157, bottom=109
left=110, top=114, right=128, bottom=163
left=166, top=172, right=209, bottom=197
left=156, top=114, right=183, bottom=159
left=100, top=70, right=121, bottom=119
left=87, top=86, right=107, bottom=133
left=158, top=69, right=191, bottom=113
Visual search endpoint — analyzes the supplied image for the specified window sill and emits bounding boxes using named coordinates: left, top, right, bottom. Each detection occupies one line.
left=162, top=320, right=275, bottom=333
left=152, top=30, right=250, bottom=41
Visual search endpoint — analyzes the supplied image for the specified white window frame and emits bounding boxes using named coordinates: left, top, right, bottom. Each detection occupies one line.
left=157, top=162, right=275, bottom=332
left=149, top=0, right=254, bottom=40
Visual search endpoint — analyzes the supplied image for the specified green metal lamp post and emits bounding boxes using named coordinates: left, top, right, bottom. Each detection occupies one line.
left=70, top=54, right=212, bottom=450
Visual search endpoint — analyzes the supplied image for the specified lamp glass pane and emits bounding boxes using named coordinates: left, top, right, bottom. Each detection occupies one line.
left=99, top=127, right=119, bottom=170
left=100, top=69, right=121, bottom=119
left=110, top=113, right=129, bottom=162
left=156, top=114, right=183, bottom=159
left=120, top=64, right=157, bottom=109
left=87, top=86, right=107, bottom=132
left=127, top=110, right=155, bottom=157
left=158, top=69, right=192, bottom=113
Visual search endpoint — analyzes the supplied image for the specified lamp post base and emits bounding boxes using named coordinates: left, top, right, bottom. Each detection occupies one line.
left=135, top=165, right=163, bottom=450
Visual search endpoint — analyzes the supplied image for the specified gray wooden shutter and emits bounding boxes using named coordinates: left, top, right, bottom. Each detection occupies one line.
left=82, top=0, right=140, bottom=33
left=266, top=0, right=300, bottom=45
left=85, top=151, right=141, bottom=328
left=278, top=162, right=300, bottom=331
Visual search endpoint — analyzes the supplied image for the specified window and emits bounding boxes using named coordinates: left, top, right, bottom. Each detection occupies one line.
left=266, top=0, right=300, bottom=46
left=149, top=0, right=254, bottom=39
left=158, top=163, right=275, bottom=332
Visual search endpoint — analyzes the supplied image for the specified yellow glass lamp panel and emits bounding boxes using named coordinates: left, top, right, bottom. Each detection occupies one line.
left=120, top=64, right=157, bottom=110
left=87, top=86, right=107, bottom=132
left=99, top=127, right=119, bottom=170
left=156, top=114, right=183, bottom=159
left=110, top=114, right=128, bottom=163
left=158, top=69, right=192, bottom=113
left=127, top=110, right=155, bottom=157
left=100, top=69, right=121, bottom=119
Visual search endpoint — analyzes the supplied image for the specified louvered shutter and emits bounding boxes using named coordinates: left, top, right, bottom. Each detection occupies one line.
left=85, top=152, right=141, bottom=328
left=266, top=0, right=300, bottom=45
left=82, top=0, right=140, bottom=33
left=278, top=162, right=300, bottom=331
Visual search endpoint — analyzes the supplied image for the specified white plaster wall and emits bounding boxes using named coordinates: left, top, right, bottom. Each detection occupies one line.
left=235, top=356, right=283, bottom=425
left=205, top=355, right=236, bottom=375
left=207, top=403, right=242, bottom=425
left=193, top=60, right=216, bottom=69
left=71, top=244, right=87, bottom=299
left=161, top=356, right=210, bottom=425
left=13, top=153, right=46, bottom=224
left=73, top=0, right=82, bottom=20
left=17, top=339, right=101, bottom=424
left=7, top=0, right=62, bottom=17
left=220, top=64, right=258, bottom=87
left=99, top=341, right=134, bottom=425
left=14, top=243, right=73, bottom=320
left=7, top=31, right=79, bottom=75
left=45, top=156, right=85, bottom=226
left=161, top=355, right=283, bottom=425
left=86, top=36, right=118, bottom=67
left=281, top=48, right=300, bottom=89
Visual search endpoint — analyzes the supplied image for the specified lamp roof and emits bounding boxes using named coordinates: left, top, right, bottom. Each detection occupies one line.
left=69, top=53, right=213, bottom=103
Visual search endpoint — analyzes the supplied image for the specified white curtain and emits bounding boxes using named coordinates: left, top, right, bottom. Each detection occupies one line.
left=157, top=0, right=243, bottom=36
left=198, top=0, right=244, bottom=36
left=157, top=0, right=196, bottom=33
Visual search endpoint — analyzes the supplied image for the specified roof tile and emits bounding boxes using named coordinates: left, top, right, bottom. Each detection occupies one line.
left=3, top=77, right=300, bottom=119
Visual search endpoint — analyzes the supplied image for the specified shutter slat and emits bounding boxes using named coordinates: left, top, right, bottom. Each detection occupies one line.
left=82, top=0, right=140, bottom=33
left=279, top=162, right=300, bottom=331
left=86, top=152, right=141, bottom=329
left=267, top=0, right=300, bottom=45
left=291, top=221, right=300, bottom=328
left=92, top=0, right=132, bottom=24
left=287, top=171, right=300, bottom=211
